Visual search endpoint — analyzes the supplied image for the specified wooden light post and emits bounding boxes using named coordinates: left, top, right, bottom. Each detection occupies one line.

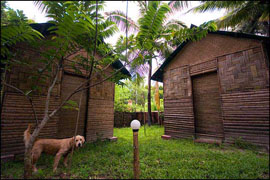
left=130, top=120, right=141, bottom=179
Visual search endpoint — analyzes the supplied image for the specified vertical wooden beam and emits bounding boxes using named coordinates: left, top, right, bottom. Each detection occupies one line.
left=216, top=58, right=225, bottom=142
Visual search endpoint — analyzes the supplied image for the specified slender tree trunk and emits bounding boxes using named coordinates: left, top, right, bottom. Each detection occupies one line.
left=147, top=59, right=152, bottom=126
left=24, top=144, right=33, bottom=178
left=135, top=77, right=137, bottom=112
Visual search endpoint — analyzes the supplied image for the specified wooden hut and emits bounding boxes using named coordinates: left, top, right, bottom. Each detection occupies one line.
left=151, top=27, right=269, bottom=148
left=1, top=23, right=130, bottom=160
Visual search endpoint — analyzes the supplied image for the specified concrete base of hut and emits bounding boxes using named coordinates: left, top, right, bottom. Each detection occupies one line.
left=161, top=135, right=171, bottom=140
left=108, top=136, right=118, bottom=142
left=1, top=154, right=14, bottom=162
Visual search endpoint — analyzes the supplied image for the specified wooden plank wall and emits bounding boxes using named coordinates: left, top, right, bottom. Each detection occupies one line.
left=218, top=47, right=269, bottom=147
left=192, top=72, right=224, bottom=140
left=163, top=66, right=195, bottom=139
left=1, top=56, right=61, bottom=157
left=60, top=52, right=116, bottom=142
left=221, top=89, right=269, bottom=146
left=1, top=49, right=116, bottom=158
left=1, top=93, right=60, bottom=156
left=163, top=45, right=269, bottom=147
left=86, top=69, right=115, bottom=141
left=57, top=73, right=87, bottom=138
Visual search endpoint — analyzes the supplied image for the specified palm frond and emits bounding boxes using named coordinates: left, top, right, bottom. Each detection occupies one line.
left=189, top=1, right=269, bottom=35
left=98, top=20, right=119, bottom=39
left=137, top=1, right=147, bottom=15
left=216, top=1, right=261, bottom=29
left=33, top=1, right=49, bottom=14
left=105, top=10, right=139, bottom=33
left=165, top=19, right=187, bottom=30
left=188, top=1, right=245, bottom=13
left=168, top=1, right=190, bottom=14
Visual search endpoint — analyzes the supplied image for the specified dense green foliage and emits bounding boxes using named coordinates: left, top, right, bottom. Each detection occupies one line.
left=114, top=78, right=163, bottom=112
left=1, top=1, right=129, bottom=99
left=1, top=1, right=43, bottom=59
left=190, top=1, right=269, bottom=35
left=1, top=1, right=28, bottom=26
left=109, top=1, right=218, bottom=75
left=1, top=126, right=269, bottom=179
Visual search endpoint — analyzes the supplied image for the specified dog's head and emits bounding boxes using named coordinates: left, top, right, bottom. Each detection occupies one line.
left=74, top=135, right=85, bottom=148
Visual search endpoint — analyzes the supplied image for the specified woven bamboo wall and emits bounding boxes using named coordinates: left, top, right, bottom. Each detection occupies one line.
left=221, top=89, right=269, bottom=146
left=218, top=47, right=269, bottom=93
left=1, top=44, right=61, bottom=158
left=1, top=47, right=117, bottom=158
left=163, top=66, right=194, bottom=139
left=57, top=73, right=87, bottom=138
left=165, top=34, right=261, bottom=70
left=1, top=94, right=60, bottom=157
left=162, top=34, right=269, bottom=147
left=56, top=49, right=116, bottom=142
left=86, top=67, right=115, bottom=141
left=218, top=47, right=269, bottom=147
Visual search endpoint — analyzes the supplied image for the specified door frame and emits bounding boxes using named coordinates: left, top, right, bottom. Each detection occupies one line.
left=191, top=70, right=224, bottom=141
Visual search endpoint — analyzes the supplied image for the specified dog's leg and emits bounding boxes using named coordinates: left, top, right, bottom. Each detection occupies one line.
left=53, top=152, right=63, bottom=172
left=32, top=149, right=42, bottom=172
left=63, top=153, right=69, bottom=167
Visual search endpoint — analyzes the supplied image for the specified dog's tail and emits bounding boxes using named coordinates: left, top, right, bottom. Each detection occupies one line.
left=24, top=124, right=32, bottom=147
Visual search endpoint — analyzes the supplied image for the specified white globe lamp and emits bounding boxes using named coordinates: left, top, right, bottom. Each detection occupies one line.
left=130, top=119, right=141, bottom=131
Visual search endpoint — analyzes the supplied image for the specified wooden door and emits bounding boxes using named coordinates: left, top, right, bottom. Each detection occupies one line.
left=192, top=72, right=224, bottom=140
left=57, top=74, right=87, bottom=138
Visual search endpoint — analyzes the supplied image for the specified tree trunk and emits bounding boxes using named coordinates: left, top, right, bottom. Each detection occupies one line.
left=147, top=60, right=152, bottom=126
left=24, top=143, right=33, bottom=178
left=24, top=113, right=51, bottom=178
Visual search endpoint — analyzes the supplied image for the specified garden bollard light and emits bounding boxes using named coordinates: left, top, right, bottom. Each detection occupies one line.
left=130, top=120, right=141, bottom=179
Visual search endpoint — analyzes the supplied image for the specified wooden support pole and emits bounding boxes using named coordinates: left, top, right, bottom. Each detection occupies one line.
left=133, top=130, right=140, bottom=179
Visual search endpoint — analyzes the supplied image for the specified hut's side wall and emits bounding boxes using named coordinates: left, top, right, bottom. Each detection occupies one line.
left=163, top=66, right=195, bottom=138
left=57, top=50, right=115, bottom=142
left=87, top=67, right=115, bottom=141
left=163, top=34, right=269, bottom=147
left=218, top=47, right=269, bottom=147
left=57, top=73, right=87, bottom=138
left=166, top=34, right=262, bottom=68
left=1, top=94, right=60, bottom=157
left=1, top=47, right=116, bottom=159
left=1, top=63, right=61, bottom=157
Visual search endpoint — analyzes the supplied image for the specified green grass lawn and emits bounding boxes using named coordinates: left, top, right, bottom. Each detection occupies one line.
left=1, top=126, right=269, bottom=179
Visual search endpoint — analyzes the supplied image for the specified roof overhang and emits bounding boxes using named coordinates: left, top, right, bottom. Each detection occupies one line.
left=151, top=26, right=269, bottom=82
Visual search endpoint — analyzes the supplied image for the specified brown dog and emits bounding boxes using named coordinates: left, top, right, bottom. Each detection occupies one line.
left=24, top=124, right=85, bottom=172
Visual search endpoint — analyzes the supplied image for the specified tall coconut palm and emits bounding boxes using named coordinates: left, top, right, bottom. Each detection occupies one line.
left=189, top=1, right=269, bottom=36
left=106, top=1, right=188, bottom=126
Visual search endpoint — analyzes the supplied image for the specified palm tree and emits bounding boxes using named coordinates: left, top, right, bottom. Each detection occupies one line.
left=189, top=1, right=269, bottom=36
left=106, top=1, right=188, bottom=126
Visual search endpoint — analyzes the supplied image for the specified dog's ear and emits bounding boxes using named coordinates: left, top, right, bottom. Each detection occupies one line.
left=82, top=136, right=85, bottom=143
